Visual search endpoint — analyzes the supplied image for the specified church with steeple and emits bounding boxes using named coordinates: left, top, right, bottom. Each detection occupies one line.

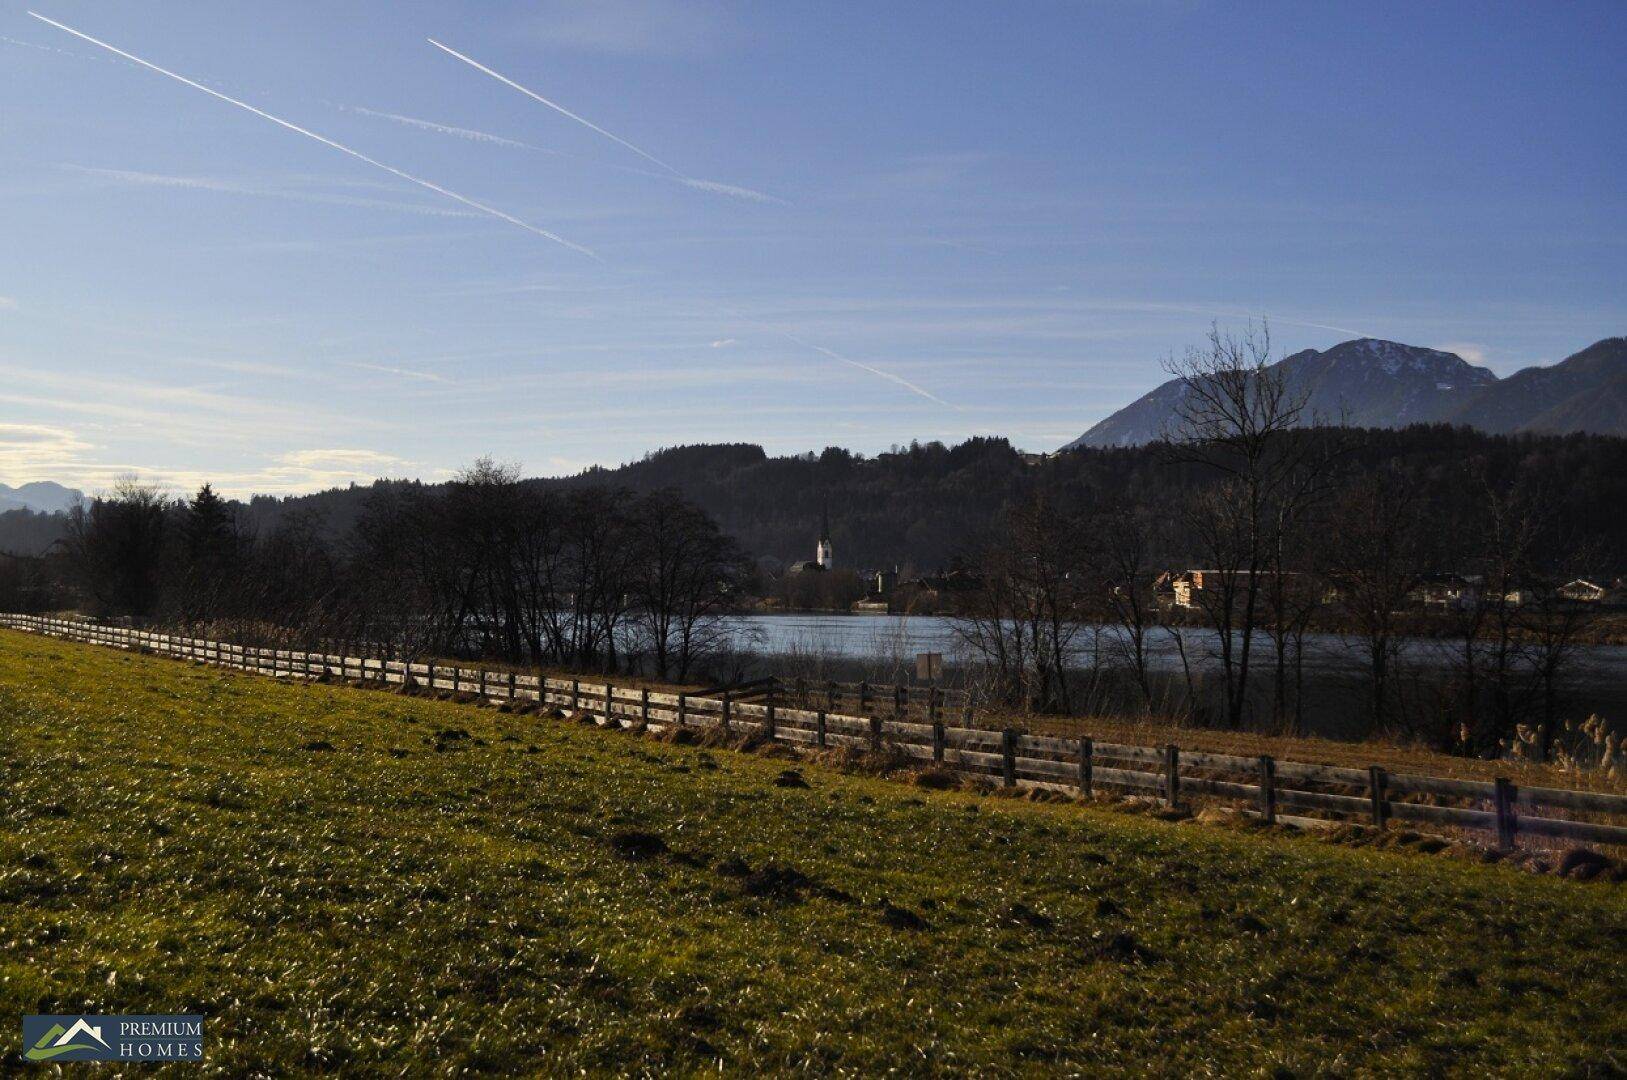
left=788, top=505, right=834, bottom=574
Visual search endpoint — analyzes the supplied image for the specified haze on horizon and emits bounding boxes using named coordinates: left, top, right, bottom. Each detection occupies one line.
left=2, top=1, right=1623, bottom=499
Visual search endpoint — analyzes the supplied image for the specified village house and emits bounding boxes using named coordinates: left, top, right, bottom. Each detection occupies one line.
left=1409, top=573, right=1480, bottom=609
left=1164, top=569, right=1320, bottom=610
left=1559, top=578, right=1607, bottom=603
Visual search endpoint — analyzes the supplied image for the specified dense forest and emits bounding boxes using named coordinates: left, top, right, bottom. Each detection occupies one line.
left=4, top=424, right=1625, bottom=577
left=561, top=426, right=1627, bottom=577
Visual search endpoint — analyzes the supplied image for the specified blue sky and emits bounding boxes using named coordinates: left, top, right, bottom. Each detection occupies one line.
left=2, top=0, right=1623, bottom=496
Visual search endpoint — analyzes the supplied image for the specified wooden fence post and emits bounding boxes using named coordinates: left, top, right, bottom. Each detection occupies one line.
left=640, top=688, right=650, bottom=727
left=1079, top=736, right=1093, bottom=798
left=859, top=680, right=871, bottom=714
left=1258, top=755, right=1276, bottom=824
left=1367, top=766, right=1388, bottom=828
left=894, top=683, right=905, bottom=718
left=765, top=702, right=777, bottom=741
left=1494, top=778, right=1517, bottom=852
left=426, top=662, right=436, bottom=694
left=932, top=721, right=945, bottom=764
left=869, top=715, right=883, bottom=754
left=1164, top=744, right=1180, bottom=808
left=1001, top=728, right=1017, bottom=787
left=677, top=693, right=688, bottom=728
left=507, top=671, right=517, bottom=700
left=604, top=682, right=614, bottom=725
left=816, top=710, right=828, bottom=749
left=721, top=690, right=732, bottom=735
left=571, top=679, right=580, bottom=711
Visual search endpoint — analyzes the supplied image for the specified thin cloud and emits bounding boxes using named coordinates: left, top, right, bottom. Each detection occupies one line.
left=0, top=297, right=17, bottom=311
left=1438, top=342, right=1488, bottom=366
left=277, top=448, right=404, bottom=470
left=1123, top=300, right=1373, bottom=339
left=0, top=422, right=96, bottom=481
left=25, top=448, right=415, bottom=499
left=523, top=0, right=741, bottom=59
left=27, top=11, right=596, bottom=258
left=710, top=338, right=736, bottom=348
left=346, top=362, right=452, bottom=384
left=1, top=32, right=104, bottom=61
left=62, top=164, right=479, bottom=219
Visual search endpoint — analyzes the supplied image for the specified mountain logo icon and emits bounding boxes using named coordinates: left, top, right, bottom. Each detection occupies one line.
left=25, top=1017, right=111, bottom=1061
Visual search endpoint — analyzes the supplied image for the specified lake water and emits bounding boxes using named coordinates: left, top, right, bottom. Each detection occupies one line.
left=725, top=612, right=1627, bottom=672
left=716, top=612, right=1627, bottom=728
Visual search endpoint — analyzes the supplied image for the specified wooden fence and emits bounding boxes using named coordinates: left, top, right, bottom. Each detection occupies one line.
left=5, top=613, right=1625, bottom=852
left=772, top=677, right=970, bottom=725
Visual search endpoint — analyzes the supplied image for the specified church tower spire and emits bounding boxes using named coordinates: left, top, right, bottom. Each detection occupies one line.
left=817, top=502, right=833, bottom=570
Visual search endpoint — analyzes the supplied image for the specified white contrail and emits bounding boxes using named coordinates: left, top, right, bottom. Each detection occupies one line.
left=781, top=332, right=958, bottom=409
left=345, top=98, right=784, bottom=203
left=427, top=38, right=786, bottom=205
left=677, top=177, right=784, bottom=205
left=30, top=13, right=939, bottom=407
left=339, top=105, right=539, bottom=151
left=712, top=305, right=956, bottom=409
left=425, top=38, right=940, bottom=406
left=428, top=37, right=679, bottom=174
left=27, top=11, right=595, bottom=259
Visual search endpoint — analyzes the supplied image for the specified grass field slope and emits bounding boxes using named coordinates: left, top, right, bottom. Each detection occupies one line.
left=2, top=630, right=1623, bottom=1075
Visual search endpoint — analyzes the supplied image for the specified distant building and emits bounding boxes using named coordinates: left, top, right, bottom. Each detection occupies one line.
left=1167, top=569, right=1329, bottom=610
left=787, top=506, right=834, bottom=575
left=1559, top=579, right=1607, bottom=603
left=1169, top=569, right=1241, bottom=609
left=1409, top=573, right=1480, bottom=610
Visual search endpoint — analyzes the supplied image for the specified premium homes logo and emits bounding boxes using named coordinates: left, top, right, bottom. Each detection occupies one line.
left=23, top=1015, right=203, bottom=1062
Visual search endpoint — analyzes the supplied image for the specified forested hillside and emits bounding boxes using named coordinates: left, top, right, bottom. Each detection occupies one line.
left=7, top=426, right=1626, bottom=575
left=553, top=428, right=1627, bottom=573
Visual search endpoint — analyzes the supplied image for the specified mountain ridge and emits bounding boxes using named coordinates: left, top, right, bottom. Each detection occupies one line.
left=1064, top=337, right=1625, bottom=449
left=0, top=481, right=83, bottom=515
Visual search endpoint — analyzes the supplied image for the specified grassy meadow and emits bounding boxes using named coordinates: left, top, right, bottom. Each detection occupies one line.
left=1, top=628, right=1623, bottom=1075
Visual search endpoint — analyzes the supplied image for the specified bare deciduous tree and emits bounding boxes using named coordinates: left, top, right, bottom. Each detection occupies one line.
left=1162, top=323, right=1326, bottom=729
left=953, top=496, right=1094, bottom=714
left=629, top=488, right=748, bottom=681
left=1322, top=472, right=1430, bottom=735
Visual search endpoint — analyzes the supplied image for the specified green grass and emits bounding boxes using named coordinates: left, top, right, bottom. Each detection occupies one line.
left=1, top=629, right=1623, bottom=1076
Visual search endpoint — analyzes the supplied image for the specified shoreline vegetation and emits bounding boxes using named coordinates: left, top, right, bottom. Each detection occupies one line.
left=743, top=601, right=1627, bottom=647
left=3, top=629, right=1623, bottom=1073
left=8, top=394, right=1621, bottom=781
